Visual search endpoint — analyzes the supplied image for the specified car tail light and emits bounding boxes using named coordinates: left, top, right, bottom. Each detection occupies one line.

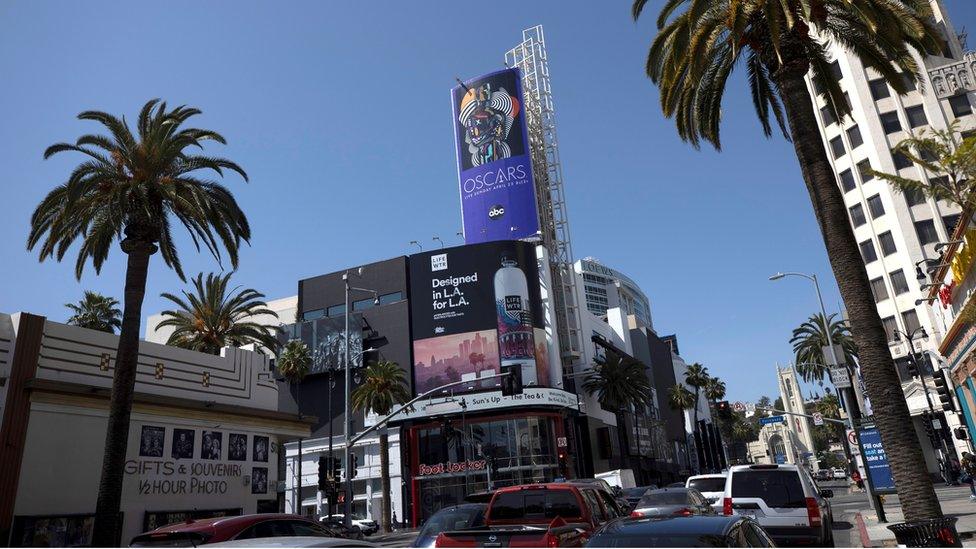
left=805, top=497, right=822, bottom=527
left=723, top=497, right=733, bottom=515
left=673, top=508, right=693, bottom=516
left=544, top=531, right=560, bottom=548
left=629, top=510, right=644, bottom=518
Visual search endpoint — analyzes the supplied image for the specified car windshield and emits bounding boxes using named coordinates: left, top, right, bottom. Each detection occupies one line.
left=490, top=490, right=583, bottom=520
left=688, top=478, right=726, bottom=493
left=732, top=470, right=806, bottom=508
left=623, top=488, right=650, bottom=499
left=637, top=490, right=688, bottom=506
left=587, top=533, right=728, bottom=547
left=417, top=507, right=484, bottom=539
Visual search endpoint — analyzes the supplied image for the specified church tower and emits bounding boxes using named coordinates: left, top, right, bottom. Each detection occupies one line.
left=777, top=365, right=818, bottom=470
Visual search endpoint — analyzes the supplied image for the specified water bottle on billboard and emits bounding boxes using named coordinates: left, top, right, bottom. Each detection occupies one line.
left=495, top=256, right=537, bottom=386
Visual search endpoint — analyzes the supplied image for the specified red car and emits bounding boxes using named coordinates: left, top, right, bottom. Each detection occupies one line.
left=130, top=514, right=336, bottom=546
left=435, top=483, right=618, bottom=547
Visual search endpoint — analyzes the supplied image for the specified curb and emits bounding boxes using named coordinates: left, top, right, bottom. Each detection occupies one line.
left=856, top=512, right=874, bottom=548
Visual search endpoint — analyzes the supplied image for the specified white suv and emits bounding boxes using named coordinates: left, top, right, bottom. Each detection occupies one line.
left=686, top=473, right=727, bottom=512
left=721, top=464, right=834, bottom=546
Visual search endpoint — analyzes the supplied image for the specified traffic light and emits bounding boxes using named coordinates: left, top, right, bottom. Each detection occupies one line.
left=318, top=455, right=329, bottom=490
left=557, top=450, right=569, bottom=478
left=922, top=411, right=936, bottom=442
left=349, top=453, right=359, bottom=479
left=331, top=456, right=341, bottom=481
left=361, top=331, right=389, bottom=365
left=956, top=427, right=969, bottom=440
left=715, top=401, right=733, bottom=421
left=501, top=364, right=524, bottom=397
left=906, top=355, right=920, bottom=377
left=933, top=370, right=956, bottom=411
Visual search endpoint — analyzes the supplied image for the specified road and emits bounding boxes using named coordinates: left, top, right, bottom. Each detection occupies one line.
left=819, top=479, right=873, bottom=547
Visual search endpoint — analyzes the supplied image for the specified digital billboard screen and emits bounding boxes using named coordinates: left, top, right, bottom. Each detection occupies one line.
left=453, top=68, right=540, bottom=244
left=409, top=241, right=550, bottom=395
left=280, top=315, right=364, bottom=375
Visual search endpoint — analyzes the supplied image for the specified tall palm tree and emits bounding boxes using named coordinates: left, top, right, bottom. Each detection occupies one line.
left=683, top=363, right=710, bottom=430
left=635, top=0, right=943, bottom=519
left=28, top=99, right=251, bottom=543
left=790, top=313, right=858, bottom=383
left=278, top=339, right=311, bottom=515
left=872, top=120, right=976, bottom=209
left=583, top=351, right=653, bottom=413
left=704, top=376, right=726, bottom=404
left=65, top=290, right=122, bottom=333
left=667, top=384, right=695, bottom=413
left=156, top=272, right=279, bottom=354
left=351, top=360, right=410, bottom=533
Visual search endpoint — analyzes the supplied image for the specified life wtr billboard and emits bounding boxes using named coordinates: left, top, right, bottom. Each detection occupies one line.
left=408, top=241, right=550, bottom=395
left=452, top=68, right=540, bottom=244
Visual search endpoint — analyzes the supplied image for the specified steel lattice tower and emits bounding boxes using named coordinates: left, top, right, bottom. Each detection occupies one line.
left=505, top=26, right=582, bottom=365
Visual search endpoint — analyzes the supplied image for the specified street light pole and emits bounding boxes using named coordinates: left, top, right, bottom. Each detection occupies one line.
left=343, top=272, right=353, bottom=530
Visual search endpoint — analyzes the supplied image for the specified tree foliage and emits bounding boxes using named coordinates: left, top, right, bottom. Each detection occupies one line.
left=790, top=313, right=857, bottom=383
left=668, top=384, right=696, bottom=411
left=65, top=290, right=122, bottom=333
left=351, top=360, right=410, bottom=416
left=278, top=339, right=311, bottom=384
left=583, top=351, right=653, bottom=412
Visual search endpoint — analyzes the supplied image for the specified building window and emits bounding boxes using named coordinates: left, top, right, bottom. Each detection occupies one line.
left=813, top=76, right=827, bottom=96
left=902, top=310, right=922, bottom=335
left=870, top=277, right=889, bottom=303
left=378, top=291, right=404, bottom=305
left=847, top=125, right=863, bottom=149
left=829, top=60, right=843, bottom=80
left=944, top=214, right=962, bottom=236
left=949, top=94, right=973, bottom=118
left=583, top=273, right=609, bottom=284
left=303, top=309, right=325, bottom=321
left=352, top=297, right=376, bottom=311
left=830, top=136, right=846, bottom=159
left=857, top=159, right=874, bottom=182
left=892, top=150, right=913, bottom=170
left=869, top=79, right=890, bottom=100
left=840, top=169, right=856, bottom=192
left=930, top=176, right=949, bottom=191
left=890, top=270, right=910, bottom=295
left=849, top=204, right=866, bottom=227
left=881, top=111, right=902, bottom=134
left=326, top=304, right=345, bottom=317
left=915, top=219, right=939, bottom=245
left=860, top=239, right=878, bottom=263
left=867, top=194, right=885, bottom=219
left=899, top=72, right=917, bottom=92
left=879, top=231, right=897, bottom=256
left=820, top=105, right=836, bottom=126
left=906, top=105, right=927, bottom=128
left=881, top=316, right=898, bottom=342
left=904, top=186, right=926, bottom=206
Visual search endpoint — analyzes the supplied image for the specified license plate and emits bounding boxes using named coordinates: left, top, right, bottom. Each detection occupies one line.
left=738, top=509, right=757, bottom=518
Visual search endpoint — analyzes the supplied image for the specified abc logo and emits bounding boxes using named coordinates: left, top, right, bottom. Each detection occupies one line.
left=488, top=205, right=505, bottom=220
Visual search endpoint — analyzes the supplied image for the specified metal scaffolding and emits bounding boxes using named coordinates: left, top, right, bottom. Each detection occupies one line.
left=505, top=25, right=582, bottom=364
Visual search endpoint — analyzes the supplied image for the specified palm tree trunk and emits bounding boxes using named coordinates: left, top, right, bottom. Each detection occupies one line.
left=774, top=66, right=941, bottom=520
left=92, top=241, right=155, bottom=546
left=297, top=387, right=302, bottom=516
left=379, top=431, right=391, bottom=533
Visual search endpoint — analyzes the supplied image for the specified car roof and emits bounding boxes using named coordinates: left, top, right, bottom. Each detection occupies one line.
left=647, top=487, right=690, bottom=494
left=148, top=513, right=306, bottom=534
left=207, top=536, right=375, bottom=548
left=432, top=503, right=487, bottom=513
left=595, top=516, right=744, bottom=536
left=687, top=473, right=727, bottom=480
left=729, top=464, right=799, bottom=472
left=495, top=482, right=582, bottom=493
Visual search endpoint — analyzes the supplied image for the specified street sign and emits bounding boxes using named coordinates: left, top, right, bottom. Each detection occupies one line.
left=813, top=412, right=824, bottom=426
left=733, top=401, right=746, bottom=412
left=830, top=366, right=852, bottom=389
left=847, top=429, right=858, bottom=447
left=760, top=415, right=785, bottom=426
left=858, top=427, right=896, bottom=494
left=822, top=344, right=846, bottom=366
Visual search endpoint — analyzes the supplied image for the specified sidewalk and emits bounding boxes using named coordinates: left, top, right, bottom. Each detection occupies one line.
left=857, top=484, right=976, bottom=547
left=370, top=529, right=419, bottom=547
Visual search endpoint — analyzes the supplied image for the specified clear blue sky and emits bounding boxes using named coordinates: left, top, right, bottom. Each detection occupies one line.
left=3, top=1, right=975, bottom=403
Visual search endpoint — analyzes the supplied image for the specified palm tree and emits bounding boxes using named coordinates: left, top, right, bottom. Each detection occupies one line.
left=635, top=0, right=943, bottom=519
left=278, top=339, right=311, bottom=515
left=872, top=120, right=976, bottom=209
left=583, top=351, right=653, bottom=413
left=790, top=313, right=858, bottom=383
left=65, top=291, right=122, bottom=333
left=156, top=272, right=279, bottom=354
left=351, top=360, right=410, bottom=533
left=704, top=376, right=726, bottom=404
left=683, top=363, right=710, bottom=430
left=27, top=99, right=250, bottom=543
left=667, top=384, right=695, bottom=413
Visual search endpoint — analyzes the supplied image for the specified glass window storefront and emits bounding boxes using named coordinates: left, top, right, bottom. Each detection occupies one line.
left=412, top=414, right=562, bottom=525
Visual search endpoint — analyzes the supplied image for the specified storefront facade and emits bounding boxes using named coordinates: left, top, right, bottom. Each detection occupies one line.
left=0, top=313, right=311, bottom=546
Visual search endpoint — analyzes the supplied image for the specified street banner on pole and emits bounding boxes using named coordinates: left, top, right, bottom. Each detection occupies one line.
left=858, top=427, right=896, bottom=493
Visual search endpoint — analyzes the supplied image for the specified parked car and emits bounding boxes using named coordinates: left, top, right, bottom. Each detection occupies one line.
left=686, top=473, right=728, bottom=510
left=318, top=516, right=365, bottom=540
left=434, top=483, right=617, bottom=547
left=621, top=486, right=655, bottom=510
left=815, top=469, right=832, bottom=482
left=207, top=537, right=376, bottom=548
left=568, top=479, right=629, bottom=516
left=585, top=515, right=776, bottom=547
left=722, top=464, right=834, bottom=546
left=130, top=514, right=336, bottom=546
left=324, top=514, right=377, bottom=536
left=667, top=482, right=686, bottom=488
left=629, top=487, right=715, bottom=518
left=832, top=468, right=847, bottom=480
left=414, top=504, right=487, bottom=548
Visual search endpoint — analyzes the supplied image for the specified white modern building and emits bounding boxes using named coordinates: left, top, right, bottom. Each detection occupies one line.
left=806, top=0, right=976, bottom=473
left=574, top=258, right=654, bottom=330
left=145, top=295, right=298, bottom=350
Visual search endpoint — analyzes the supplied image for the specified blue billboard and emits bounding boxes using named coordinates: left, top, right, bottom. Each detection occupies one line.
left=453, top=68, right=540, bottom=244
left=858, top=427, right=896, bottom=493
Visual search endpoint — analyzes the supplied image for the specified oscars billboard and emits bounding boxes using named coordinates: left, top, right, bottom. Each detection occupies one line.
left=453, top=68, right=540, bottom=244
left=409, top=241, right=550, bottom=395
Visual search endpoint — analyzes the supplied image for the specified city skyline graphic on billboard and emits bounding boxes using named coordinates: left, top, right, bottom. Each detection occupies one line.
left=453, top=68, right=540, bottom=245
left=409, top=241, right=549, bottom=394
